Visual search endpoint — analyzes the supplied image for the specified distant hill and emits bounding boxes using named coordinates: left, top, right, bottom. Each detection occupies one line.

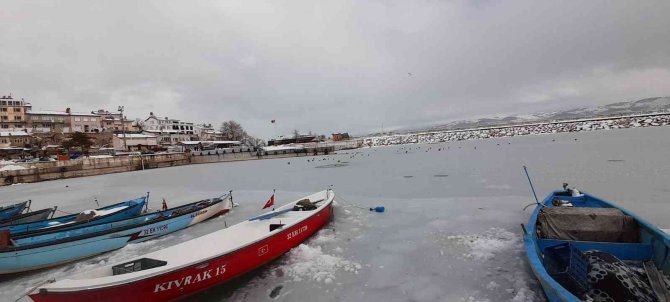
left=418, top=96, right=670, bottom=132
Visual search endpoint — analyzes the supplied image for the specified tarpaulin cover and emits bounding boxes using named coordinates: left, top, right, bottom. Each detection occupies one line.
left=537, top=207, right=639, bottom=243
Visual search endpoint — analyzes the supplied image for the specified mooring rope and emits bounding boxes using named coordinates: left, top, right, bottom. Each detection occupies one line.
left=334, top=195, right=385, bottom=213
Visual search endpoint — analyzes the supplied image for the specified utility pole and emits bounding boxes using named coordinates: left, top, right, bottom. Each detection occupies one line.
left=118, top=106, right=127, bottom=150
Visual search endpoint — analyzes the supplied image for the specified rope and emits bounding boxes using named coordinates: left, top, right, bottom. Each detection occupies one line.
left=335, top=194, right=385, bottom=213
left=334, top=195, right=368, bottom=210
left=15, top=278, right=54, bottom=302
left=55, top=209, right=74, bottom=215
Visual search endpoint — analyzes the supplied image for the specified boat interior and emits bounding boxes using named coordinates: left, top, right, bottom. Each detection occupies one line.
left=533, top=189, right=670, bottom=300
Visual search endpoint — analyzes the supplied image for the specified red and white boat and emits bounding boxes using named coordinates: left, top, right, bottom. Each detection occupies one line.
left=28, top=189, right=335, bottom=302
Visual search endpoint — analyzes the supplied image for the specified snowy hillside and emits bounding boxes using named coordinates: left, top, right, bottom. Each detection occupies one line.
left=423, top=96, right=670, bottom=132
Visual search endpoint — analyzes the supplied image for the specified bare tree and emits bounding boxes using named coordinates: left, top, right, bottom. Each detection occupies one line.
left=242, top=136, right=266, bottom=148
left=134, top=119, right=146, bottom=131
left=292, top=129, right=300, bottom=139
left=220, top=120, right=248, bottom=141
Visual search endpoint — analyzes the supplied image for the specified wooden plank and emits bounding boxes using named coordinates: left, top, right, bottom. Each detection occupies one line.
left=248, top=209, right=293, bottom=221
left=643, top=260, right=670, bottom=302
left=536, top=239, right=653, bottom=261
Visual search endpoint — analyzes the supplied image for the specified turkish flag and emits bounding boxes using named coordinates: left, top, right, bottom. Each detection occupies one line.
left=262, top=194, right=274, bottom=209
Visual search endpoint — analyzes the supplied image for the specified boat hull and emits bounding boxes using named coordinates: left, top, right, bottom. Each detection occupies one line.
left=30, top=201, right=333, bottom=302
left=0, top=201, right=29, bottom=220
left=524, top=189, right=670, bottom=302
left=0, top=208, right=54, bottom=226
left=2, top=198, right=147, bottom=235
left=1, top=197, right=230, bottom=274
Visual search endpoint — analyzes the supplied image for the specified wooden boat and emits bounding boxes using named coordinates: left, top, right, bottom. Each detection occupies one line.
left=1, top=196, right=148, bottom=235
left=0, top=200, right=30, bottom=219
left=524, top=185, right=670, bottom=301
left=0, top=207, right=56, bottom=226
left=0, top=194, right=233, bottom=275
left=28, top=189, right=334, bottom=302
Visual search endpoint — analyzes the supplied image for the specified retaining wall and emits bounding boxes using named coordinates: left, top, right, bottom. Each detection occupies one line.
left=0, top=146, right=335, bottom=186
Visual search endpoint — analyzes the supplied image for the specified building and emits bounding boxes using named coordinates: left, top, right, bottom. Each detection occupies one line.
left=332, top=132, right=350, bottom=141
left=145, top=112, right=194, bottom=134
left=28, top=108, right=102, bottom=133
left=0, top=95, right=32, bottom=130
left=66, top=108, right=102, bottom=133
left=92, top=109, right=135, bottom=132
left=27, top=111, right=68, bottom=133
left=0, top=131, right=32, bottom=148
left=194, top=124, right=224, bottom=141
left=144, top=112, right=196, bottom=145
left=112, top=133, right=158, bottom=151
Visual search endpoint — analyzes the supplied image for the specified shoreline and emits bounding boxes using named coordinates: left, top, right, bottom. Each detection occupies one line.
left=364, top=112, right=670, bottom=146
left=0, top=146, right=340, bottom=187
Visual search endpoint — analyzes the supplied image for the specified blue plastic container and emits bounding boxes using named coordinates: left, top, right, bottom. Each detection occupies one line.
left=543, top=242, right=589, bottom=296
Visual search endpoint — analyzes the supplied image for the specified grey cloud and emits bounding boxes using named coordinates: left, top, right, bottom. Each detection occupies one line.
left=1, top=0, right=669, bottom=138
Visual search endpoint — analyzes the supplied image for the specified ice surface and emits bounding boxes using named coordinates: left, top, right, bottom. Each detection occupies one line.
left=2, top=126, right=670, bottom=301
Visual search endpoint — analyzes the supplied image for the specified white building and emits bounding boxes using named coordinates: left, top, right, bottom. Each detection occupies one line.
left=194, top=124, right=224, bottom=141
left=113, top=133, right=158, bottom=151
left=144, top=112, right=196, bottom=145
left=0, top=131, right=32, bottom=148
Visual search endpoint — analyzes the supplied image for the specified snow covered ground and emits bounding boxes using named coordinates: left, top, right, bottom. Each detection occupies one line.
left=1, top=126, right=669, bottom=302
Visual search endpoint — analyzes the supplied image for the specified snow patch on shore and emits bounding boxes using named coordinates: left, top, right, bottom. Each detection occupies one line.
left=0, top=164, right=26, bottom=171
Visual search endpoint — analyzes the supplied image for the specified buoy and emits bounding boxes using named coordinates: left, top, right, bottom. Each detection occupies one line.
left=370, top=206, right=385, bottom=213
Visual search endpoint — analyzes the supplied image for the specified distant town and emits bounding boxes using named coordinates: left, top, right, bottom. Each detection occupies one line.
left=3, top=92, right=670, bottom=186
left=0, top=94, right=356, bottom=161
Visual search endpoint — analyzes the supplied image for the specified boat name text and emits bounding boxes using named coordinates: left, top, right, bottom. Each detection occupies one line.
left=154, top=264, right=227, bottom=293
left=142, top=224, right=168, bottom=236
left=190, top=209, right=208, bottom=218
left=287, top=225, right=308, bottom=240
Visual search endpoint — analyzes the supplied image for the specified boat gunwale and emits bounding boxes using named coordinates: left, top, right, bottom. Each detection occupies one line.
left=0, top=208, right=55, bottom=225
left=0, top=200, right=29, bottom=212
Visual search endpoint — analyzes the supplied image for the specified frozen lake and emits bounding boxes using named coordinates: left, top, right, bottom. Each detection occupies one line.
left=2, top=126, right=670, bottom=302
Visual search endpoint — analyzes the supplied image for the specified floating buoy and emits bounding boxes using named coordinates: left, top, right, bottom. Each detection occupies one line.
left=370, top=206, right=385, bottom=213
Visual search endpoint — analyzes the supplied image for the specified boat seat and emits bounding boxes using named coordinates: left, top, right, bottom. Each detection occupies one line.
left=112, top=258, right=167, bottom=276
left=537, top=206, right=639, bottom=243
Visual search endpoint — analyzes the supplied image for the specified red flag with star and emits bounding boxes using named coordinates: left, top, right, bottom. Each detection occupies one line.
left=262, top=193, right=274, bottom=209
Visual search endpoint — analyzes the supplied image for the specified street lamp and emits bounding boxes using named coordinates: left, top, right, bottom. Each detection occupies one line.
left=118, top=106, right=127, bottom=150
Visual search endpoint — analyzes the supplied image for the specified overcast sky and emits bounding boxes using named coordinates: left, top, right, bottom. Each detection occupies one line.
left=2, top=1, right=670, bottom=138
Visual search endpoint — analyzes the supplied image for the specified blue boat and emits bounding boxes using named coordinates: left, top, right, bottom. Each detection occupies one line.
left=0, top=200, right=30, bottom=219
left=0, top=207, right=56, bottom=226
left=0, top=196, right=148, bottom=235
left=0, top=193, right=233, bottom=274
left=524, top=185, right=670, bottom=301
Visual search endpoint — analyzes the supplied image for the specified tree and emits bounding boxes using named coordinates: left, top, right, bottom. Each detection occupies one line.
left=134, top=119, right=146, bottom=131
left=220, top=120, right=247, bottom=141
left=241, top=136, right=266, bottom=148
left=292, top=129, right=300, bottom=139
left=62, top=132, right=94, bottom=152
